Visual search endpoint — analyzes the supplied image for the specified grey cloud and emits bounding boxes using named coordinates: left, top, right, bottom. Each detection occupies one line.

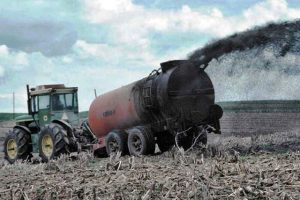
left=0, top=18, right=77, bottom=56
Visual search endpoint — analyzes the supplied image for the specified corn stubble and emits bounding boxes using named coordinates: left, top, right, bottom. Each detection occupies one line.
left=0, top=130, right=299, bottom=199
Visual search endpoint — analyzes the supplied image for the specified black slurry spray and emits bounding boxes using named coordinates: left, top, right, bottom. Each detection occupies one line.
left=188, top=20, right=300, bottom=101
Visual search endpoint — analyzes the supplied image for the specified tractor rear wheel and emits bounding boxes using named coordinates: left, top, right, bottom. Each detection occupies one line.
left=127, top=126, right=155, bottom=156
left=39, top=123, right=70, bottom=162
left=105, top=130, right=128, bottom=156
left=4, top=128, right=32, bottom=164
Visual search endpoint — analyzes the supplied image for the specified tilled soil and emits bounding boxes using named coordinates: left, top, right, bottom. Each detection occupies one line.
left=0, top=130, right=300, bottom=200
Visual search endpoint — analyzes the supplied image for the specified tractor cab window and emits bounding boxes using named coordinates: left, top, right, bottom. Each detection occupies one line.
left=38, top=95, right=50, bottom=109
left=52, top=93, right=77, bottom=111
left=65, top=94, right=73, bottom=108
left=52, top=94, right=64, bottom=110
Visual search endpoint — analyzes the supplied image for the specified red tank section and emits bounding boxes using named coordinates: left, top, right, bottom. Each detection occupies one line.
left=88, top=82, right=141, bottom=138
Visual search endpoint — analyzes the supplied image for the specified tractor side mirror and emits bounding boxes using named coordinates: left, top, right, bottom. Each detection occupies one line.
left=28, top=98, right=32, bottom=114
left=27, top=84, right=32, bottom=114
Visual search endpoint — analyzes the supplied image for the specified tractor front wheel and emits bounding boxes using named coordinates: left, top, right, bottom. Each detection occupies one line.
left=39, top=123, right=70, bottom=162
left=4, top=128, right=32, bottom=164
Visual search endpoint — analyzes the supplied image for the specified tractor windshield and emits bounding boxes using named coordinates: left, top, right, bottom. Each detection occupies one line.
left=52, top=93, right=78, bottom=111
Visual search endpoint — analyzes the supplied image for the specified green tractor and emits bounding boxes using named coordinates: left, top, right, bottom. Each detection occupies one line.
left=4, top=84, right=96, bottom=163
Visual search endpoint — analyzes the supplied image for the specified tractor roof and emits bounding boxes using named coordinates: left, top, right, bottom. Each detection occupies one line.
left=30, top=84, right=78, bottom=95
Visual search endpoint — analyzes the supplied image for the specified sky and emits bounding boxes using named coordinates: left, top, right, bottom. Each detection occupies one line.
left=0, top=0, right=300, bottom=113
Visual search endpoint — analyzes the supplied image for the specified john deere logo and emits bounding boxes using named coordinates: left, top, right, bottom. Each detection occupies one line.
left=43, top=115, right=48, bottom=121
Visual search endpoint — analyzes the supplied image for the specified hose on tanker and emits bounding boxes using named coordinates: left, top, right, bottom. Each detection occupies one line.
left=81, top=120, right=98, bottom=143
left=175, top=125, right=214, bottom=152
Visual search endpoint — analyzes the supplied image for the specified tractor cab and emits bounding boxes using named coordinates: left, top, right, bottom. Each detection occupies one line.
left=28, top=84, right=79, bottom=127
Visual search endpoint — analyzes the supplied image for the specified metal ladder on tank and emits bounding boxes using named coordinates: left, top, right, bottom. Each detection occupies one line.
left=143, top=86, right=153, bottom=109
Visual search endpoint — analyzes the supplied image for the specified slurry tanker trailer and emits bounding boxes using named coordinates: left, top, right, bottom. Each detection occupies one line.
left=4, top=60, right=223, bottom=163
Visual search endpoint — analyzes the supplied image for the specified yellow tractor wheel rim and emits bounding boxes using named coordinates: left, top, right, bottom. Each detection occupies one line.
left=42, top=135, right=53, bottom=158
left=7, top=139, right=17, bottom=159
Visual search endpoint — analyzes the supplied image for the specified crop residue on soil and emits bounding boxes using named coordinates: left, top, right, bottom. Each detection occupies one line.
left=1, top=130, right=300, bottom=199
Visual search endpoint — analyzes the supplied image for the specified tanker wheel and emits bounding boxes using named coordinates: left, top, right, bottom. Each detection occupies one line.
left=157, top=131, right=175, bottom=153
left=4, top=128, right=32, bottom=164
left=39, top=123, right=70, bottom=162
left=127, top=126, right=155, bottom=156
left=105, top=131, right=128, bottom=156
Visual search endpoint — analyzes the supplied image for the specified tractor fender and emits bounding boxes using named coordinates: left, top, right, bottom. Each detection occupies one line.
left=52, top=119, right=73, bottom=137
left=13, top=125, right=31, bottom=134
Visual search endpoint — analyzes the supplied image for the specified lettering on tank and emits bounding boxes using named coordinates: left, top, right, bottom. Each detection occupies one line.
left=102, top=110, right=116, bottom=118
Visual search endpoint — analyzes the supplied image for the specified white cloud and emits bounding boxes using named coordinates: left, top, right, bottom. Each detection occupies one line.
left=0, top=48, right=29, bottom=72
left=74, top=40, right=159, bottom=67
left=241, top=0, right=288, bottom=28
left=84, top=0, right=300, bottom=45
left=62, top=56, right=73, bottom=64
left=0, top=45, right=9, bottom=56
left=84, top=0, right=142, bottom=24
left=75, top=40, right=111, bottom=58
left=0, top=45, right=29, bottom=66
left=15, top=52, right=29, bottom=66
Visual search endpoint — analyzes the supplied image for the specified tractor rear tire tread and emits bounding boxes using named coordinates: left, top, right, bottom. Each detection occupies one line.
left=39, top=123, right=70, bottom=162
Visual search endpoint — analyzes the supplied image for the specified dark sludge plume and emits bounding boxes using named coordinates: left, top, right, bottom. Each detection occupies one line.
left=188, top=20, right=300, bottom=69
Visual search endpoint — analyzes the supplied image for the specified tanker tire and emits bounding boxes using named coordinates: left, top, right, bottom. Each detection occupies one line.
left=127, top=126, right=155, bottom=156
left=157, top=132, right=175, bottom=153
left=4, top=128, right=32, bottom=164
left=140, top=126, right=155, bottom=154
left=39, top=123, right=70, bottom=162
left=105, top=131, right=128, bottom=156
